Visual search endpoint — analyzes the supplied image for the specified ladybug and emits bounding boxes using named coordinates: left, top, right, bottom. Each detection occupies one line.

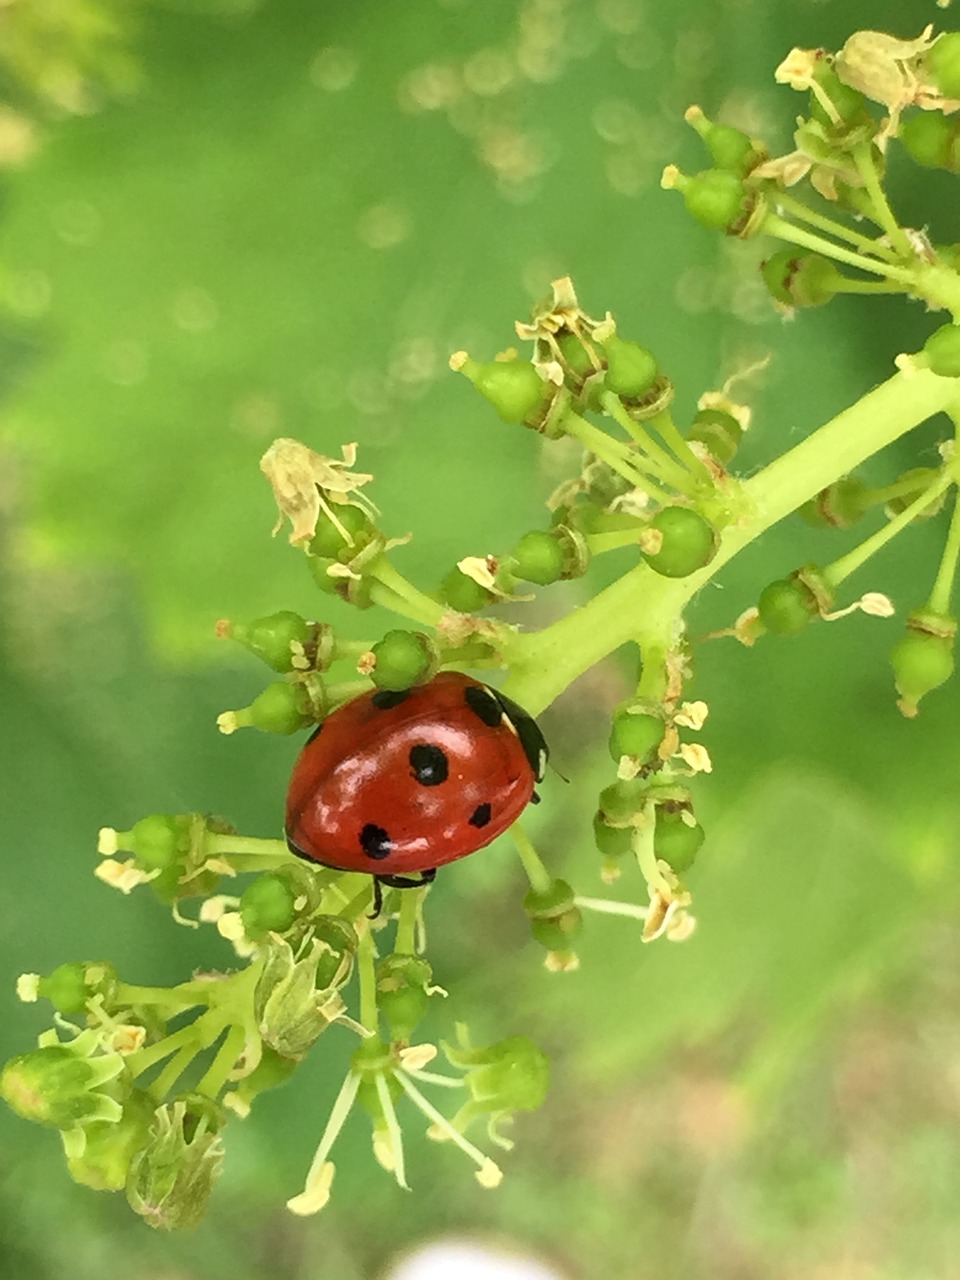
left=285, top=672, right=547, bottom=891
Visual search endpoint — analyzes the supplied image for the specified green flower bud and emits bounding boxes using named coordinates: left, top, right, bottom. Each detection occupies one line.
left=608, top=705, right=666, bottom=766
left=310, top=504, right=375, bottom=559
left=239, top=874, right=298, bottom=941
left=254, top=931, right=353, bottom=1058
left=757, top=569, right=826, bottom=635
left=126, top=1095, right=224, bottom=1231
left=1, top=1033, right=127, bottom=1131
left=598, top=777, right=646, bottom=825
left=924, top=323, right=960, bottom=377
left=454, top=354, right=552, bottom=425
left=643, top=506, right=719, bottom=579
left=891, top=610, right=956, bottom=718
left=37, top=962, right=117, bottom=1016
left=653, top=806, right=704, bottom=874
left=762, top=250, right=842, bottom=308
left=900, top=111, right=956, bottom=169
left=370, top=629, right=438, bottom=690
left=224, top=611, right=313, bottom=673
left=686, top=106, right=765, bottom=174
left=924, top=32, right=960, bottom=99
left=226, top=1046, right=298, bottom=1116
left=443, top=1033, right=549, bottom=1131
left=600, top=335, right=659, bottom=399
left=523, top=878, right=582, bottom=951
left=122, top=814, right=187, bottom=871
left=593, top=811, right=634, bottom=859
left=247, top=682, right=314, bottom=735
left=799, top=475, right=869, bottom=529
left=686, top=408, right=742, bottom=465
left=810, top=64, right=871, bottom=132
left=681, top=169, right=750, bottom=233
left=440, top=566, right=494, bottom=613
left=67, top=1089, right=155, bottom=1192
left=556, top=330, right=596, bottom=381
left=509, top=530, right=567, bottom=586
left=313, top=915, right=359, bottom=991
left=376, top=954, right=434, bottom=1044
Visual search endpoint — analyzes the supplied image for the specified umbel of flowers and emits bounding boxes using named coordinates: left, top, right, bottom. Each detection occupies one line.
left=9, top=23, right=960, bottom=1228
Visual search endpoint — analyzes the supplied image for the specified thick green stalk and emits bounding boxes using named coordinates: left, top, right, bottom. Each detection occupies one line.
left=503, top=369, right=960, bottom=714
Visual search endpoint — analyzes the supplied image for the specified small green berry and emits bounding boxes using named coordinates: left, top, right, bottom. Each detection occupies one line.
left=608, top=708, right=665, bottom=765
left=799, top=475, right=869, bottom=529
left=226, top=611, right=312, bottom=673
left=597, top=778, right=646, bottom=825
left=900, top=111, right=955, bottom=169
left=643, top=506, right=719, bottom=579
left=556, top=330, right=596, bottom=380
left=376, top=955, right=434, bottom=1044
left=370, top=629, right=437, bottom=690
left=439, top=566, right=494, bottom=612
left=129, top=814, right=184, bottom=870
left=681, top=169, right=749, bottom=232
left=757, top=577, right=818, bottom=635
left=592, top=812, right=634, bottom=859
left=240, top=874, right=298, bottom=941
left=601, top=335, right=659, bottom=399
left=891, top=612, right=956, bottom=717
left=810, top=64, right=871, bottom=131
left=653, top=807, right=704, bottom=874
left=310, top=504, right=374, bottom=560
left=762, top=250, right=843, bottom=308
left=249, top=682, right=312, bottom=734
left=924, top=32, right=960, bottom=99
left=924, top=323, right=960, bottom=377
left=456, top=354, right=552, bottom=425
left=509, top=530, right=567, bottom=586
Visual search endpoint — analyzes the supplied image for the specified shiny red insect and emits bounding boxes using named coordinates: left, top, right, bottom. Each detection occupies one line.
left=285, top=672, right=548, bottom=884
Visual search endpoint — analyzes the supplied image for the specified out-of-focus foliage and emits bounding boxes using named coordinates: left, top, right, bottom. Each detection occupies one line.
left=3, top=0, right=960, bottom=1277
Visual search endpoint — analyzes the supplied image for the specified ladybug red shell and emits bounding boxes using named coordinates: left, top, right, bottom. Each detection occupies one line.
left=285, top=672, right=547, bottom=879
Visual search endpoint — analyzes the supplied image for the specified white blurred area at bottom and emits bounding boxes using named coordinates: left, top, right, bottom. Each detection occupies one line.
left=383, top=1239, right=570, bottom=1280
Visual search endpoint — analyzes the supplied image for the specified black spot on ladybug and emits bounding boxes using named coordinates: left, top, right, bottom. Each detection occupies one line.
left=371, top=689, right=413, bottom=711
left=409, top=743, right=449, bottom=786
left=468, top=802, right=492, bottom=828
left=359, top=823, right=394, bottom=860
left=464, top=683, right=502, bottom=728
left=491, top=689, right=549, bottom=780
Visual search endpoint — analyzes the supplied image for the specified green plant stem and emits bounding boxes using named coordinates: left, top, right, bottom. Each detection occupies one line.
left=762, top=212, right=915, bottom=283
left=511, top=823, right=554, bottom=895
left=824, top=468, right=959, bottom=589
left=149, top=1038, right=203, bottom=1101
left=929, top=487, right=960, bottom=616
left=128, top=1023, right=200, bottom=1079
left=502, top=369, right=960, bottom=714
left=113, top=981, right=209, bottom=1012
left=587, top=528, right=644, bottom=555
left=852, top=142, right=912, bottom=260
left=205, top=834, right=291, bottom=861
left=358, top=924, right=378, bottom=1035
left=560, top=409, right=676, bottom=500
left=863, top=474, right=936, bottom=506
left=368, top=556, right=445, bottom=627
left=772, top=192, right=899, bottom=261
left=394, top=889, right=422, bottom=955
left=599, top=394, right=700, bottom=493
left=195, top=1024, right=247, bottom=1100
left=833, top=278, right=909, bottom=296
left=646, top=410, right=715, bottom=482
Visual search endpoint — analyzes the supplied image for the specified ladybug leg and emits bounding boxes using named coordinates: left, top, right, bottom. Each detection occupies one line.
left=367, top=869, right=437, bottom=921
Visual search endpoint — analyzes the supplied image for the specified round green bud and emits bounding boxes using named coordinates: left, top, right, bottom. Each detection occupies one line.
left=240, top=874, right=298, bottom=941
left=682, top=169, right=748, bottom=232
left=592, top=812, right=634, bottom=859
left=810, top=65, right=871, bottom=131
left=229, top=611, right=312, bottom=673
left=530, top=909, right=582, bottom=951
left=523, top=878, right=575, bottom=919
left=556, top=330, right=595, bottom=380
left=601, top=335, right=659, bottom=399
left=900, top=111, right=955, bottom=169
left=653, top=807, right=704, bottom=874
left=249, top=682, right=312, bottom=734
left=924, top=32, right=960, bottom=99
left=509, top=530, right=567, bottom=586
left=239, top=1045, right=298, bottom=1095
left=643, top=506, right=719, bottom=579
left=608, top=708, right=665, bottom=765
left=598, top=777, right=646, bottom=825
left=799, top=475, right=869, bottom=529
left=706, top=123, right=762, bottom=174
left=463, top=357, right=551, bottom=425
left=924, top=323, right=960, bottom=377
left=376, top=955, right=433, bottom=1044
left=686, top=408, right=742, bottom=465
left=310, top=504, right=375, bottom=560
left=37, top=963, right=115, bottom=1016
left=313, top=915, right=358, bottom=990
left=67, top=1090, right=154, bottom=1192
left=757, top=577, right=818, bottom=635
left=440, top=566, right=493, bottom=613
left=762, top=250, right=842, bottom=308
left=891, top=613, right=956, bottom=716
left=129, top=814, right=183, bottom=871
left=370, top=629, right=436, bottom=690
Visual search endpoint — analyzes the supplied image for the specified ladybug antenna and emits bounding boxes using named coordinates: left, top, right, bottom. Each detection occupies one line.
left=548, top=760, right=570, bottom=784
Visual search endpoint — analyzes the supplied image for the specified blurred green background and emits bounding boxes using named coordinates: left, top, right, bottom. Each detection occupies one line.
left=3, top=0, right=960, bottom=1276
